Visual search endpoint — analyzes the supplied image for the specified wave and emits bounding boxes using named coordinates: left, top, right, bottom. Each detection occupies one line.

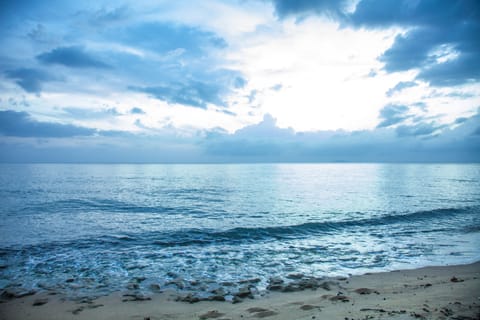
left=36, top=198, right=174, bottom=214
left=150, top=206, right=477, bottom=246
left=28, top=198, right=222, bottom=216
left=8, top=206, right=477, bottom=252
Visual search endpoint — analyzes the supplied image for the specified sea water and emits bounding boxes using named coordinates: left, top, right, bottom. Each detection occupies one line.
left=0, top=163, right=479, bottom=297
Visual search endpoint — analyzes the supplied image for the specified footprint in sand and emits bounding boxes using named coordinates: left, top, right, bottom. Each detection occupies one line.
left=299, top=304, right=321, bottom=311
left=354, top=287, right=379, bottom=295
left=246, top=307, right=278, bottom=318
left=199, top=310, right=225, bottom=319
left=32, top=298, right=49, bottom=306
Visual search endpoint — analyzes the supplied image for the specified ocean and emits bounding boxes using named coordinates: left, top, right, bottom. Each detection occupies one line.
left=0, top=163, right=479, bottom=299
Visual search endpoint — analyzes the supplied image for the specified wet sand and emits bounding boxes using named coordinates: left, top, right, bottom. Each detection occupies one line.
left=1, top=262, right=479, bottom=320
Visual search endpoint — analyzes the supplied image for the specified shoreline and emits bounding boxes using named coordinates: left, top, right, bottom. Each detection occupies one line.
left=1, top=262, right=479, bottom=319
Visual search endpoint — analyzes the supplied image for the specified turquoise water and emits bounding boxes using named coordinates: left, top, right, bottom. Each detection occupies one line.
left=0, top=163, right=479, bottom=297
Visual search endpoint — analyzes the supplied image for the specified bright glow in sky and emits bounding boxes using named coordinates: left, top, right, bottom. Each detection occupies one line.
left=0, top=0, right=479, bottom=162
left=233, top=19, right=398, bottom=131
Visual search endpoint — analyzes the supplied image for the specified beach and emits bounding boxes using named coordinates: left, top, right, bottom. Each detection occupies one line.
left=1, top=262, right=479, bottom=320
left=1, top=0, right=480, bottom=316
left=1, top=164, right=479, bottom=319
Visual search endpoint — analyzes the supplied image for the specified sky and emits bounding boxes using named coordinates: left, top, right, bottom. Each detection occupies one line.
left=0, top=0, right=479, bottom=162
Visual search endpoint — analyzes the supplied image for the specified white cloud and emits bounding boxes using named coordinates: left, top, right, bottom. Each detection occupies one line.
left=227, top=17, right=402, bottom=131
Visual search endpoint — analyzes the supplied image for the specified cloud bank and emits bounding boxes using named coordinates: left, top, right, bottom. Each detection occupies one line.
left=1, top=111, right=478, bottom=163
left=0, top=110, right=96, bottom=138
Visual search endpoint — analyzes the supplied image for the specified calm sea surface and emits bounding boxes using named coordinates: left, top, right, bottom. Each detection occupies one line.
left=0, top=163, right=479, bottom=297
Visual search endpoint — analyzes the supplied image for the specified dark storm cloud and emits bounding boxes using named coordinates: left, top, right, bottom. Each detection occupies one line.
left=349, top=0, right=477, bottom=27
left=272, top=0, right=480, bottom=87
left=416, top=51, right=480, bottom=86
left=4, top=68, right=55, bottom=93
left=350, top=0, right=480, bottom=86
left=0, top=110, right=96, bottom=137
left=378, top=26, right=447, bottom=73
left=37, top=46, right=111, bottom=69
left=379, top=24, right=480, bottom=86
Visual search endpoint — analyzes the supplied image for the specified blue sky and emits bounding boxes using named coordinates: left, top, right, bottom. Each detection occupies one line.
left=0, top=0, right=479, bottom=162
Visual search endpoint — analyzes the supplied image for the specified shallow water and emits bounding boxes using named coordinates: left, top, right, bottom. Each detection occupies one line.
left=1, top=163, right=479, bottom=297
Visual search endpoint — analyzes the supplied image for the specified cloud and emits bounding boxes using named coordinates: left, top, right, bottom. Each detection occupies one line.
left=218, top=109, right=236, bottom=116
left=4, top=68, right=55, bottom=93
left=204, top=117, right=294, bottom=158
left=26, top=23, right=53, bottom=44
left=0, top=110, right=96, bottom=137
left=205, top=115, right=298, bottom=158
left=445, top=91, right=476, bottom=99
left=376, top=104, right=444, bottom=137
left=109, top=22, right=227, bottom=56
left=233, top=114, right=295, bottom=138
left=1, top=3, right=244, bottom=115
left=62, top=107, right=121, bottom=119
left=396, top=122, right=445, bottom=137
left=130, top=107, right=145, bottom=115
left=202, top=112, right=480, bottom=162
left=2, top=112, right=479, bottom=163
left=1, top=0, right=478, bottom=161
left=270, top=84, right=283, bottom=91
left=0, top=137, right=206, bottom=164
left=100, top=21, right=244, bottom=108
left=87, top=6, right=129, bottom=26
left=271, top=0, right=350, bottom=19
left=386, top=81, right=417, bottom=97
left=7, top=97, right=30, bottom=108
left=37, top=46, right=110, bottom=69
left=350, top=0, right=480, bottom=86
left=376, top=104, right=412, bottom=128
left=247, top=90, right=258, bottom=103
left=233, top=76, right=247, bottom=89
left=270, top=0, right=480, bottom=87
left=131, top=78, right=230, bottom=108
left=350, top=0, right=479, bottom=29
left=379, top=28, right=436, bottom=72
left=454, top=117, right=468, bottom=124
left=416, top=51, right=480, bottom=86
left=377, top=26, right=480, bottom=86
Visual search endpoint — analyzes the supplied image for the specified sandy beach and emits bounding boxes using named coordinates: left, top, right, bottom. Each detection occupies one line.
left=1, top=262, right=479, bottom=320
